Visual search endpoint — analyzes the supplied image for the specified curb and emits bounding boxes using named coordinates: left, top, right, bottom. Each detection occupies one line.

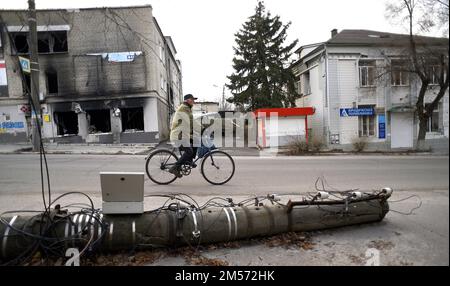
left=2, top=150, right=446, bottom=157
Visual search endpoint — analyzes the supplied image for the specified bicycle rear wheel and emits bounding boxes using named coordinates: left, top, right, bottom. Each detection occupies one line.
left=201, top=150, right=235, bottom=185
left=145, top=149, right=179, bottom=185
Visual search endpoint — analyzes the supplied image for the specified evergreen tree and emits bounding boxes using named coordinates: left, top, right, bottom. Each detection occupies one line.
left=227, top=1, right=299, bottom=111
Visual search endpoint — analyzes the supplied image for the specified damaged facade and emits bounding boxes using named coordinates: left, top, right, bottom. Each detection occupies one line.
left=0, top=5, right=182, bottom=144
left=293, top=29, right=449, bottom=151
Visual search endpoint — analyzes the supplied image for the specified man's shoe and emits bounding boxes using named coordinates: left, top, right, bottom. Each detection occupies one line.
left=188, top=160, right=197, bottom=168
left=168, top=165, right=182, bottom=178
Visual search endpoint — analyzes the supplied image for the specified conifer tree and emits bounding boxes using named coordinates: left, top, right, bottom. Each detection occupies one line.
left=227, top=1, right=299, bottom=111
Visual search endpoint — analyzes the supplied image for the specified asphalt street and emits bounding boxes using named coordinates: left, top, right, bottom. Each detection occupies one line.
left=0, top=154, right=448, bottom=196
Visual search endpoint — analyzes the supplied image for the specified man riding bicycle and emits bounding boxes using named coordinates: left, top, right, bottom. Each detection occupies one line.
left=168, top=94, right=202, bottom=178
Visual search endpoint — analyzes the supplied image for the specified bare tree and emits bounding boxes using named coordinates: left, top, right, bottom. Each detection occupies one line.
left=386, top=0, right=449, bottom=148
left=423, top=0, right=449, bottom=36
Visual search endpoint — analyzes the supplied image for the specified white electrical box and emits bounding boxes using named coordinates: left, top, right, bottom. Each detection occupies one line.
left=100, top=172, right=144, bottom=214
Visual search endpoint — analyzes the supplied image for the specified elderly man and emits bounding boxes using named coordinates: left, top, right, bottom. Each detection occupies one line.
left=168, top=94, right=201, bottom=177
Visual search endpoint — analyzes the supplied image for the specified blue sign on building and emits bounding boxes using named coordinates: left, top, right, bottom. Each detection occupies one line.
left=378, top=114, right=386, bottom=139
left=340, top=108, right=374, bottom=117
left=1, top=121, right=24, bottom=129
left=18, top=56, right=30, bottom=73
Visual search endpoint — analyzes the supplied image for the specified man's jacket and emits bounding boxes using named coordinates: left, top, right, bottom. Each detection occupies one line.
left=170, top=103, right=201, bottom=142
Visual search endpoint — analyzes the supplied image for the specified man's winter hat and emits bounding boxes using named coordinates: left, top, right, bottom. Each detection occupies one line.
left=184, top=94, right=198, bottom=100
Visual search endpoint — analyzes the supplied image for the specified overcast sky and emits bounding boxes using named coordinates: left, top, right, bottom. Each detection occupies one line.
left=1, top=0, right=443, bottom=102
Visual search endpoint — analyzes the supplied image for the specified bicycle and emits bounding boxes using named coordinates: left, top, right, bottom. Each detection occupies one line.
left=145, top=142, right=235, bottom=185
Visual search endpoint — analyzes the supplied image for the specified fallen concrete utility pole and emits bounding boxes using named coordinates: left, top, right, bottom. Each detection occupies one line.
left=0, top=190, right=391, bottom=262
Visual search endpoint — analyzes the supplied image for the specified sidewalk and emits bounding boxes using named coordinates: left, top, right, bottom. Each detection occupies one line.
left=0, top=142, right=263, bottom=156
left=0, top=143, right=155, bottom=155
left=0, top=142, right=442, bottom=156
left=0, top=143, right=33, bottom=154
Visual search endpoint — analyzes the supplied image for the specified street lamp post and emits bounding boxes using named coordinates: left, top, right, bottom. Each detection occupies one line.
left=213, top=84, right=227, bottom=111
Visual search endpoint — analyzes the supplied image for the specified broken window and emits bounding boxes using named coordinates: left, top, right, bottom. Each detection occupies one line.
left=37, top=32, right=50, bottom=53
left=87, top=109, right=111, bottom=133
left=52, top=31, right=68, bottom=52
left=38, top=31, right=68, bottom=53
left=22, top=74, right=31, bottom=94
left=11, top=33, right=29, bottom=54
left=13, top=31, right=68, bottom=54
left=46, top=71, right=58, bottom=94
left=54, top=111, right=78, bottom=135
left=121, top=107, right=144, bottom=132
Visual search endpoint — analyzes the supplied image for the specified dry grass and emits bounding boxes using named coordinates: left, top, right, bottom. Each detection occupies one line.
left=188, top=256, right=229, bottom=266
left=352, top=137, right=368, bottom=152
left=20, top=232, right=315, bottom=266
left=367, top=240, right=395, bottom=250
left=259, top=232, right=315, bottom=250
left=286, top=138, right=309, bottom=155
left=309, top=137, right=325, bottom=152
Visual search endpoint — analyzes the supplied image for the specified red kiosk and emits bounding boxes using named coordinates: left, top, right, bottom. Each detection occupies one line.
left=254, top=107, right=315, bottom=148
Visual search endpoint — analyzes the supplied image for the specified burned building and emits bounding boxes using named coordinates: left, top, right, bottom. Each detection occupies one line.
left=0, top=5, right=182, bottom=144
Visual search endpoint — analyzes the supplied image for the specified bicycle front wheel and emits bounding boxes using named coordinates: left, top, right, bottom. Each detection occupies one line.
left=145, top=149, right=179, bottom=185
left=201, top=150, right=235, bottom=185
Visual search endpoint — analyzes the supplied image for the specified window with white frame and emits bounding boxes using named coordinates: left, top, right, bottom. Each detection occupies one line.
left=160, top=75, right=167, bottom=92
left=302, top=71, right=311, bottom=95
left=427, top=65, right=441, bottom=85
left=294, top=78, right=301, bottom=95
left=358, top=105, right=376, bottom=137
left=359, top=60, right=376, bottom=87
left=159, top=43, right=165, bottom=64
left=426, top=104, right=440, bottom=132
left=391, top=60, right=409, bottom=86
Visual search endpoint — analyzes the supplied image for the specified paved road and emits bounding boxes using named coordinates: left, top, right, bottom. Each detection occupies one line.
left=0, top=154, right=447, bottom=196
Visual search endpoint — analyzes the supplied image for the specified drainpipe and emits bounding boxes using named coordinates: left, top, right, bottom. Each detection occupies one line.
left=325, top=46, right=331, bottom=146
